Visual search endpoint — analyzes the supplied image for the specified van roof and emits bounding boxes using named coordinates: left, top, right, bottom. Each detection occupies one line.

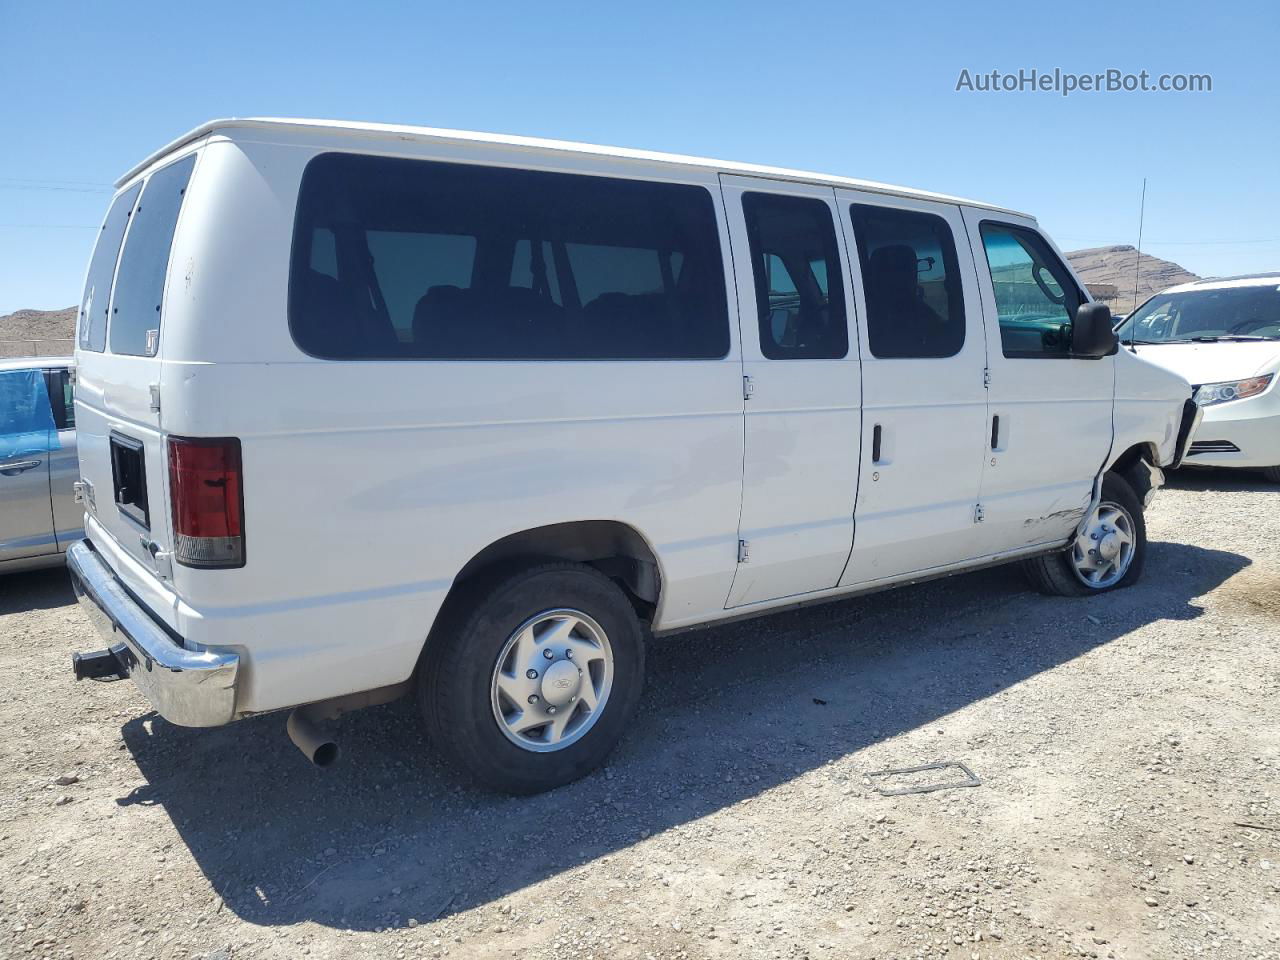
left=117, top=117, right=1032, bottom=219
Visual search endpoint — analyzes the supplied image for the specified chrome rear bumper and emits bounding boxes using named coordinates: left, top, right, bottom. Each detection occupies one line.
left=67, top=539, right=239, bottom=727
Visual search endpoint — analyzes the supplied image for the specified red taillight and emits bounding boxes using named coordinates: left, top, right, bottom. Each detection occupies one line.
left=168, top=436, right=245, bottom=568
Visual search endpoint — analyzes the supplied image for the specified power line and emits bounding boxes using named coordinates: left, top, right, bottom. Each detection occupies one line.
left=1057, top=234, right=1280, bottom=246
left=0, top=183, right=112, bottom=194
left=1141, top=237, right=1280, bottom=246
left=0, top=176, right=112, bottom=186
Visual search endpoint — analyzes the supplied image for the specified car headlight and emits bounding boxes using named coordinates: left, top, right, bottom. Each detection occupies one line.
left=1194, top=373, right=1274, bottom=406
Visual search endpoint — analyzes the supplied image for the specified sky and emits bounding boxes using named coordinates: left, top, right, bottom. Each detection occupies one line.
left=1, top=0, right=1277, bottom=314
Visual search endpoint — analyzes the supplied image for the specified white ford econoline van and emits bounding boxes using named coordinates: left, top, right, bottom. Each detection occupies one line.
left=68, top=118, right=1198, bottom=793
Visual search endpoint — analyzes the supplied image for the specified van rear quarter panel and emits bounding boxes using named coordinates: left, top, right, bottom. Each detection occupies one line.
left=162, top=136, right=746, bottom=714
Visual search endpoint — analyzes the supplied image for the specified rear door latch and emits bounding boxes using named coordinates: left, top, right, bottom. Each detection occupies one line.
left=139, top=535, right=173, bottom=579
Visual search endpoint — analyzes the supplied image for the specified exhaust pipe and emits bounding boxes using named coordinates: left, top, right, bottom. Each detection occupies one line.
left=283, top=682, right=411, bottom=767
left=287, top=706, right=339, bottom=767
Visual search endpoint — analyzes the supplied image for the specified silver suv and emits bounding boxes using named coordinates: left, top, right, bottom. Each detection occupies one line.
left=1, top=357, right=79, bottom=572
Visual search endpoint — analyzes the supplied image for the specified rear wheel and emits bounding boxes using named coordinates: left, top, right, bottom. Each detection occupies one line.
left=1022, top=472, right=1146, bottom=596
left=419, top=562, right=645, bottom=794
left=1262, top=465, right=1280, bottom=483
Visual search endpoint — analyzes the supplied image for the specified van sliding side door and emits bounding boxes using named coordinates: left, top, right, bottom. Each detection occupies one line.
left=719, top=175, right=861, bottom=608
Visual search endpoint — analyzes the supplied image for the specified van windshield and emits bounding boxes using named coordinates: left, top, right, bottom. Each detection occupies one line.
left=1117, top=285, right=1280, bottom=343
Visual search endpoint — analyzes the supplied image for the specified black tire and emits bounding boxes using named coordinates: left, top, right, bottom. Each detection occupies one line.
left=1022, top=472, right=1147, bottom=597
left=418, top=561, right=645, bottom=794
left=1262, top=465, right=1280, bottom=483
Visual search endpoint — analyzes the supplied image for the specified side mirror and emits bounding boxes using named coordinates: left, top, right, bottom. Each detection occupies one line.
left=1073, top=302, right=1118, bottom=358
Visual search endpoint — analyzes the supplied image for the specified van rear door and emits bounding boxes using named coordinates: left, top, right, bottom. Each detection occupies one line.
left=74, top=154, right=197, bottom=582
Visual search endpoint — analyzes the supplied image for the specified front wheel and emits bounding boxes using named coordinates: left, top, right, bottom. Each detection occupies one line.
left=1022, top=472, right=1147, bottom=596
left=418, top=562, right=645, bottom=794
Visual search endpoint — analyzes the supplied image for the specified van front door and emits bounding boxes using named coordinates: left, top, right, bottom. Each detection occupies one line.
left=836, top=192, right=991, bottom=586
left=720, top=176, right=861, bottom=607
left=962, top=213, right=1114, bottom=553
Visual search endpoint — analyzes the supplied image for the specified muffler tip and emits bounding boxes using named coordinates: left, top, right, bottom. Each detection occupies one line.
left=287, top=708, right=340, bottom=767
left=311, top=741, right=339, bottom=767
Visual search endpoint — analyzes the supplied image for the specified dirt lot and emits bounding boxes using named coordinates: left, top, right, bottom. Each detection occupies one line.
left=2, top=472, right=1277, bottom=960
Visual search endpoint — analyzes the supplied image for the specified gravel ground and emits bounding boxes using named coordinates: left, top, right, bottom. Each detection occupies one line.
left=2, top=471, right=1277, bottom=960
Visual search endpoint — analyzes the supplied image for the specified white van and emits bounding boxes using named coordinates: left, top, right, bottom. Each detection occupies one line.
left=68, top=118, right=1197, bottom=793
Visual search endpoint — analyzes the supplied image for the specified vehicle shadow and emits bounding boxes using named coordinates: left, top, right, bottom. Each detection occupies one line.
left=0, top=566, right=74, bottom=614
left=119, top=539, right=1248, bottom=931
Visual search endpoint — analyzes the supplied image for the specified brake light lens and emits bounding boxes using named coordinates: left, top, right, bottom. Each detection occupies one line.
left=168, top=436, right=245, bottom=568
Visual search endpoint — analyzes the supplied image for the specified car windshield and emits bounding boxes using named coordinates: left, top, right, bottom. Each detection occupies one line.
left=1117, top=284, right=1280, bottom=343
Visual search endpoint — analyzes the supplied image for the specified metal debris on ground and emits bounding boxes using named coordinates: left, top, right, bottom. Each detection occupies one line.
left=865, top=761, right=981, bottom=796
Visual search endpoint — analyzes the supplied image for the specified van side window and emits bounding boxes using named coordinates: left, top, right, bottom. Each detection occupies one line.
left=366, top=231, right=477, bottom=342
left=77, top=183, right=141, bottom=354
left=741, top=193, right=847, bottom=360
left=309, top=228, right=339, bottom=278
left=978, top=222, right=1084, bottom=359
left=289, top=153, right=731, bottom=360
left=510, top=239, right=562, bottom=305
left=848, top=204, right=965, bottom=359
left=109, top=155, right=197, bottom=357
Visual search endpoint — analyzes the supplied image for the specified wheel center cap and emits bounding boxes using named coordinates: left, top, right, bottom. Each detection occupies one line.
left=1098, top=532, right=1121, bottom=561
left=539, top=659, right=581, bottom=707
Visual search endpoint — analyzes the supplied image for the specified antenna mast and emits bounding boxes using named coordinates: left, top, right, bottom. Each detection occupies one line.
left=1132, top=178, right=1147, bottom=314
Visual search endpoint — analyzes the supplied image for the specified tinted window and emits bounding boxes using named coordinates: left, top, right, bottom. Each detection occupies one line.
left=979, top=222, right=1083, bottom=358
left=78, top=183, right=141, bottom=353
left=44, top=369, right=74, bottom=430
left=849, top=204, right=965, bottom=359
left=741, top=193, right=846, bottom=360
left=366, top=231, right=477, bottom=342
left=289, top=153, right=730, bottom=360
left=109, top=155, right=196, bottom=356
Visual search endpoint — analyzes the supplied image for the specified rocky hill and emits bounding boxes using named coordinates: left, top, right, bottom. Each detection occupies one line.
left=0, top=307, right=76, bottom=358
left=1065, top=245, right=1199, bottom=312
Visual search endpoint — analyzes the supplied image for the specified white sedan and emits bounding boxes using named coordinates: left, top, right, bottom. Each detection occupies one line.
left=1117, top=274, right=1280, bottom=482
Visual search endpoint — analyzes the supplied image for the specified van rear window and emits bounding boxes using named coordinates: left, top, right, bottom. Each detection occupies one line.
left=78, top=183, right=141, bottom=353
left=288, top=153, right=731, bottom=360
left=109, top=155, right=196, bottom=356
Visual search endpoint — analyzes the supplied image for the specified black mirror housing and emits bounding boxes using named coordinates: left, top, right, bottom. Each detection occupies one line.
left=1073, top=302, right=1118, bottom=358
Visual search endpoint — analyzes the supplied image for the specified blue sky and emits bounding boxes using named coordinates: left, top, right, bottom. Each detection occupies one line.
left=1, top=0, right=1276, bottom=314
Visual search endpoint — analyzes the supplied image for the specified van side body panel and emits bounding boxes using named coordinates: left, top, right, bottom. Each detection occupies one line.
left=1110, top=346, right=1188, bottom=468
left=155, top=138, right=746, bottom=714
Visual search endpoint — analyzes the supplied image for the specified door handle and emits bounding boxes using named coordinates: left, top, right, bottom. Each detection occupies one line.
left=990, top=416, right=1000, bottom=450
left=872, top=424, right=883, bottom=463
left=0, top=459, right=42, bottom=476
